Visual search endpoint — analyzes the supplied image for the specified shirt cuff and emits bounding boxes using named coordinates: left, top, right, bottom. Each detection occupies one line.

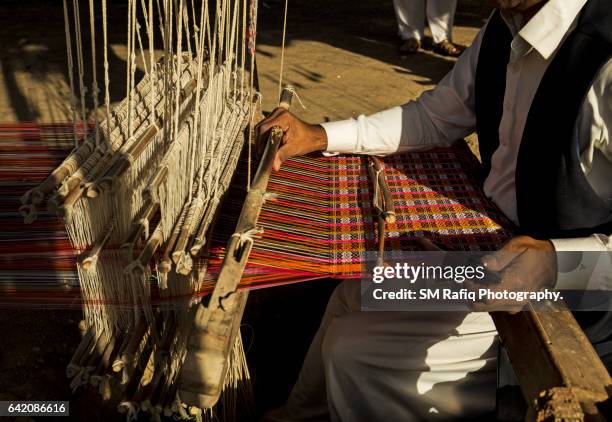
left=550, top=236, right=608, bottom=252
left=321, top=119, right=358, bottom=155
left=550, top=236, right=609, bottom=291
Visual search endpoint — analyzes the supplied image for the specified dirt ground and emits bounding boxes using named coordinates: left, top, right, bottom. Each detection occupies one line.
left=0, top=0, right=493, bottom=420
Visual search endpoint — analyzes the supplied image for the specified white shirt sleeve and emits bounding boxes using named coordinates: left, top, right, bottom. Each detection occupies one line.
left=550, top=58, right=612, bottom=290
left=551, top=235, right=612, bottom=291
left=321, top=26, right=486, bottom=156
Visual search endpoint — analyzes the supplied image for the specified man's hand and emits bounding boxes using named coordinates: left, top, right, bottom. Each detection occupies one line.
left=255, top=108, right=328, bottom=171
left=466, top=235, right=557, bottom=313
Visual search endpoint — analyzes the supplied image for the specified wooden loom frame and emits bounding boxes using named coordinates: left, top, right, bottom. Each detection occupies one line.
left=493, top=306, right=612, bottom=421
left=179, top=87, right=294, bottom=408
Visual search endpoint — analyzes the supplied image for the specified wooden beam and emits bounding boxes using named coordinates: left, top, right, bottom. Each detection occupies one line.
left=178, top=290, right=249, bottom=408
left=178, top=87, right=294, bottom=409
left=492, top=302, right=612, bottom=421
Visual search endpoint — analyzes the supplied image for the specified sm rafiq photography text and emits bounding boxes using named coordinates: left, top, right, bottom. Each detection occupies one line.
left=370, top=262, right=563, bottom=303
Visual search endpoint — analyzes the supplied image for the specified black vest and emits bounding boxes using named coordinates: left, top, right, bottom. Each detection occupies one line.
left=474, top=0, right=612, bottom=239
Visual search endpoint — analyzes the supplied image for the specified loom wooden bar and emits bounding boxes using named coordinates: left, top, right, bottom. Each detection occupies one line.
left=370, top=156, right=396, bottom=223
left=179, top=290, right=249, bottom=409
left=135, top=320, right=174, bottom=408
left=57, top=148, right=105, bottom=198
left=94, top=333, right=117, bottom=375
left=172, top=197, right=206, bottom=265
left=112, top=316, right=148, bottom=372
left=52, top=149, right=115, bottom=214
left=366, top=157, right=389, bottom=266
left=81, top=219, right=116, bottom=270
left=131, top=347, right=156, bottom=404
left=66, top=326, right=95, bottom=377
left=128, top=226, right=163, bottom=277
left=87, top=157, right=131, bottom=198
left=177, top=126, right=280, bottom=406
left=89, top=122, right=158, bottom=196
left=190, top=197, right=220, bottom=256
left=88, top=76, right=198, bottom=198
left=179, top=87, right=294, bottom=409
left=48, top=183, right=81, bottom=214
left=122, top=201, right=160, bottom=254
left=492, top=303, right=612, bottom=421
left=197, top=99, right=288, bottom=299
left=84, top=332, right=111, bottom=370
left=159, top=204, right=190, bottom=273
left=22, top=140, right=95, bottom=205
left=145, top=166, right=169, bottom=203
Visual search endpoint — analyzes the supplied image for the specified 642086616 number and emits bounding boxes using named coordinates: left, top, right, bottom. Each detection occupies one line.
left=1, top=401, right=69, bottom=416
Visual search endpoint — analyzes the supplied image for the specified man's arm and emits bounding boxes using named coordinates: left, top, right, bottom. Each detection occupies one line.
left=551, top=59, right=612, bottom=290
left=256, top=26, right=487, bottom=170
left=470, top=61, right=612, bottom=310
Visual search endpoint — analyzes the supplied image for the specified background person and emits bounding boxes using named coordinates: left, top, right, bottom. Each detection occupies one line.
left=393, top=0, right=461, bottom=56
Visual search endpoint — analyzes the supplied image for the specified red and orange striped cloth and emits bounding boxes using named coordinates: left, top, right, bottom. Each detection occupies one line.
left=0, top=123, right=511, bottom=306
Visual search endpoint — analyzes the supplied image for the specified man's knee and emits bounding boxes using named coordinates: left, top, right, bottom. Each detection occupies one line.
left=321, top=313, right=366, bottom=373
left=325, top=281, right=362, bottom=317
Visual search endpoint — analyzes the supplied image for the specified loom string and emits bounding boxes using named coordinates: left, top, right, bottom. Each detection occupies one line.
left=197, top=0, right=212, bottom=191
left=125, top=0, right=131, bottom=140
left=155, top=0, right=166, bottom=50
left=172, top=0, right=184, bottom=145
left=205, top=0, right=220, bottom=193
left=73, top=0, right=88, bottom=140
left=181, top=0, right=194, bottom=62
left=102, top=0, right=112, bottom=142
left=191, top=0, right=198, bottom=54
left=63, top=0, right=78, bottom=148
left=145, top=0, right=157, bottom=128
left=88, top=0, right=100, bottom=147
left=240, top=0, right=246, bottom=97
left=188, top=0, right=208, bottom=203
left=246, top=0, right=258, bottom=191
left=134, top=10, right=150, bottom=76
left=230, top=0, right=239, bottom=102
left=162, top=0, right=171, bottom=145
left=277, top=0, right=289, bottom=101
left=209, top=0, right=224, bottom=200
left=212, top=0, right=240, bottom=198
left=130, top=0, right=138, bottom=139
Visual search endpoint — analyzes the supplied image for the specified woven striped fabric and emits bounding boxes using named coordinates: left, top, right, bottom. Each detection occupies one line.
left=0, top=124, right=85, bottom=307
left=0, top=123, right=512, bottom=306
left=201, top=148, right=512, bottom=294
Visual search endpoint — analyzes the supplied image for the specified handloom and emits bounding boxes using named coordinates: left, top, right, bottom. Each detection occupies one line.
left=5, top=135, right=612, bottom=422
left=4, top=127, right=612, bottom=420
left=3, top=3, right=611, bottom=422
left=2, top=122, right=513, bottom=416
left=8, top=0, right=263, bottom=419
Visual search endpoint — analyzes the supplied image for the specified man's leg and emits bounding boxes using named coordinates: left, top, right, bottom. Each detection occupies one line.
left=286, top=280, right=498, bottom=421
left=285, top=281, right=362, bottom=421
left=426, top=0, right=461, bottom=56
left=322, top=310, right=498, bottom=421
left=426, top=0, right=456, bottom=44
left=392, top=0, right=425, bottom=42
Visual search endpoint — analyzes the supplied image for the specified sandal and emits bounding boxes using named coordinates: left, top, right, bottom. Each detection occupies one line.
left=399, top=38, right=421, bottom=54
left=433, top=39, right=462, bottom=57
